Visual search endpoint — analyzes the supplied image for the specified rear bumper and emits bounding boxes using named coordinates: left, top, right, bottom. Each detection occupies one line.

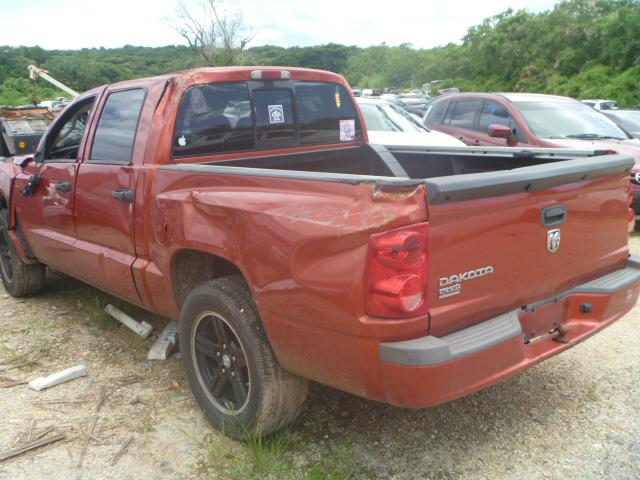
left=378, top=256, right=640, bottom=408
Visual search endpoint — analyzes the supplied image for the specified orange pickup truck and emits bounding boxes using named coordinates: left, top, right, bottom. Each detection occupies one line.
left=0, top=67, right=638, bottom=437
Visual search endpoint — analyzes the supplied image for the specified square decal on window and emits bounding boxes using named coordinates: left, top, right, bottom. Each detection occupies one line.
left=339, top=119, right=355, bottom=142
left=268, top=105, right=285, bottom=124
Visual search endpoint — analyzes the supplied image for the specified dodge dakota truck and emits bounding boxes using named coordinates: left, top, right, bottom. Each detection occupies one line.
left=1, top=67, right=639, bottom=438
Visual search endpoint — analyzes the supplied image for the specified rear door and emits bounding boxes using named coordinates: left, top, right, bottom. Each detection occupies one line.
left=441, top=100, right=482, bottom=145
left=73, top=88, right=147, bottom=303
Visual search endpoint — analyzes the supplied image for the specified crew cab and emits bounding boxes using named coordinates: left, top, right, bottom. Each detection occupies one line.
left=1, top=68, right=639, bottom=438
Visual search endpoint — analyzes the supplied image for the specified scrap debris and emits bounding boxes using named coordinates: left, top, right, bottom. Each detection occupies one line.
left=28, top=365, right=88, bottom=391
left=0, top=431, right=66, bottom=463
left=78, top=386, right=108, bottom=467
left=110, top=436, right=133, bottom=466
left=148, top=321, right=179, bottom=360
left=105, top=304, right=153, bottom=339
left=0, top=376, right=27, bottom=388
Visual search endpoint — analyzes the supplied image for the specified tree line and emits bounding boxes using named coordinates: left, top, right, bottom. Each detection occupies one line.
left=1, top=0, right=639, bottom=107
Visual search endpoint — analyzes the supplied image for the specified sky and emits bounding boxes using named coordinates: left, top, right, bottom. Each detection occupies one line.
left=0, top=0, right=559, bottom=50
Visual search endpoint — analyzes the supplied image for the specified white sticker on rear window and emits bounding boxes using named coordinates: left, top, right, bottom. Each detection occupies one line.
left=268, top=105, right=284, bottom=124
left=339, top=119, right=355, bottom=142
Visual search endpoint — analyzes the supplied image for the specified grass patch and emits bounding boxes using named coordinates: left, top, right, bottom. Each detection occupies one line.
left=80, top=288, right=152, bottom=331
left=198, top=430, right=362, bottom=480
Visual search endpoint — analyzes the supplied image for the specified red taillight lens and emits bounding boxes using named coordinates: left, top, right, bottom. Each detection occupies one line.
left=366, top=223, right=428, bottom=318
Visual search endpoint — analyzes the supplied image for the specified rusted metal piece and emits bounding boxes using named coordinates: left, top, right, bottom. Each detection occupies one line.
left=0, top=107, right=56, bottom=121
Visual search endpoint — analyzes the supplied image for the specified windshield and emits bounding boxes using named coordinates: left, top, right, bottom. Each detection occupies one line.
left=608, top=111, right=640, bottom=134
left=358, top=102, right=427, bottom=133
left=514, top=101, right=629, bottom=140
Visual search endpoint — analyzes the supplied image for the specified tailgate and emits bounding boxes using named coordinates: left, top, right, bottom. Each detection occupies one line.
left=424, top=155, right=633, bottom=337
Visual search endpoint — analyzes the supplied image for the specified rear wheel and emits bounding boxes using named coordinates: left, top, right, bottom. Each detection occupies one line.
left=180, top=276, right=308, bottom=438
left=0, top=209, right=45, bottom=297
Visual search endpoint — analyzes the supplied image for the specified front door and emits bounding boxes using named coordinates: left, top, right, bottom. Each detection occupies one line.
left=72, top=88, right=147, bottom=304
left=13, top=96, right=96, bottom=272
left=475, top=100, right=529, bottom=147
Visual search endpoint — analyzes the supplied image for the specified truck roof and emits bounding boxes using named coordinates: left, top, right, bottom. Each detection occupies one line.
left=102, top=66, right=348, bottom=91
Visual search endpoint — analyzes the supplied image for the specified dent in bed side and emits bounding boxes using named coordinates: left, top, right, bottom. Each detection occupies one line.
left=136, top=172, right=428, bottom=398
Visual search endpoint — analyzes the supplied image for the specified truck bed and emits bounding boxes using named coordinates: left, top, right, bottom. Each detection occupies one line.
left=160, top=145, right=633, bottom=340
left=177, top=144, right=632, bottom=205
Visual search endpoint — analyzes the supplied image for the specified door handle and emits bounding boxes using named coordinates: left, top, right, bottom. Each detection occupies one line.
left=55, top=181, right=72, bottom=193
left=541, top=205, right=567, bottom=227
left=111, top=189, right=134, bottom=203
left=19, top=174, right=42, bottom=196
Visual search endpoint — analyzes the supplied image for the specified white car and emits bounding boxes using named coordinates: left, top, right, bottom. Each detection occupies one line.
left=356, top=97, right=464, bottom=147
left=581, top=99, right=618, bottom=110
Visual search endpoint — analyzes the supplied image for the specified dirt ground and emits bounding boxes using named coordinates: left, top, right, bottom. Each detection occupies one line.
left=0, top=239, right=639, bottom=479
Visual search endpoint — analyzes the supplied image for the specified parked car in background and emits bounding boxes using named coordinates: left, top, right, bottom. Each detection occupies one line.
left=393, top=95, right=429, bottom=116
left=601, top=109, right=640, bottom=139
left=356, top=97, right=464, bottom=147
left=352, top=88, right=362, bottom=97
left=423, top=92, right=640, bottom=221
left=380, top=93, right=399, bottom=102
left=582, top=99, right=619, bottom=110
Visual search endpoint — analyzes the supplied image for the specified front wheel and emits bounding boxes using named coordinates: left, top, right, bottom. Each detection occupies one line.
left=179, top=276, right=308, bottom=438
left=0, top=209, right=45, bottom=297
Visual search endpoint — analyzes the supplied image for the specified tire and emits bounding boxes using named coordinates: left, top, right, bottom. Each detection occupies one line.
left=180, top=276, right=308, bottom=438
left=0, top=209, right=45, bottom=297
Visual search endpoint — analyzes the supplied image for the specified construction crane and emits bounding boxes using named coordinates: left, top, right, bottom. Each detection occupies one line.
left=28, top=65, right=80, bottom=99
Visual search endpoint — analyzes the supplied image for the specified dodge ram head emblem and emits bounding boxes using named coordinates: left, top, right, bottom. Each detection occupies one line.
left=547, top=229, right=561, bottom=253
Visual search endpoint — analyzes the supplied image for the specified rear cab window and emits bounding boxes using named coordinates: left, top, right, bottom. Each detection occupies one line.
left=173, top=80, right=362, bottom=159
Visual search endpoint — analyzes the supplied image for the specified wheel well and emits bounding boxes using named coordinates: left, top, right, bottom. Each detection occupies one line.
left=172, top=249, right=244, bottom=309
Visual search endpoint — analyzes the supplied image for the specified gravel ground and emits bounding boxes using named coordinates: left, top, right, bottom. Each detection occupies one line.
left=0, top=239, right=639, bottom=479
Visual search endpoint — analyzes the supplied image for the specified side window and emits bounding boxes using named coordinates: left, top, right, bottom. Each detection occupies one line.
left=425, top=101, right=448, bottom=125
left=296, top=82, right=361, bottom=145
left=478, top=101, right=512, bottom=132
left=173, top=83, right=254, bottom=157
left=89, top=89, right=146, bottom=164
left=45, top=98, right=95, bottom=161
left=253, top=89, right=296, bottom=142
left=448, top=100, right=481, bottom=130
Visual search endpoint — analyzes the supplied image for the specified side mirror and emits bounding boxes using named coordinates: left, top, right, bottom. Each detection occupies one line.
left=488, top=124, right=512, bottom=139
left=13, top=156, right=34, bottom=168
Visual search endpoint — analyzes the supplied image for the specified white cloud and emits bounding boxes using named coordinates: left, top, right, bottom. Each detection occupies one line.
left=0, top=0, right=558, bottom=50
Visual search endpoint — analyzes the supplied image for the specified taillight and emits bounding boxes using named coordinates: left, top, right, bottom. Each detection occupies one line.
left=366, top=223, right=428, bottom=318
